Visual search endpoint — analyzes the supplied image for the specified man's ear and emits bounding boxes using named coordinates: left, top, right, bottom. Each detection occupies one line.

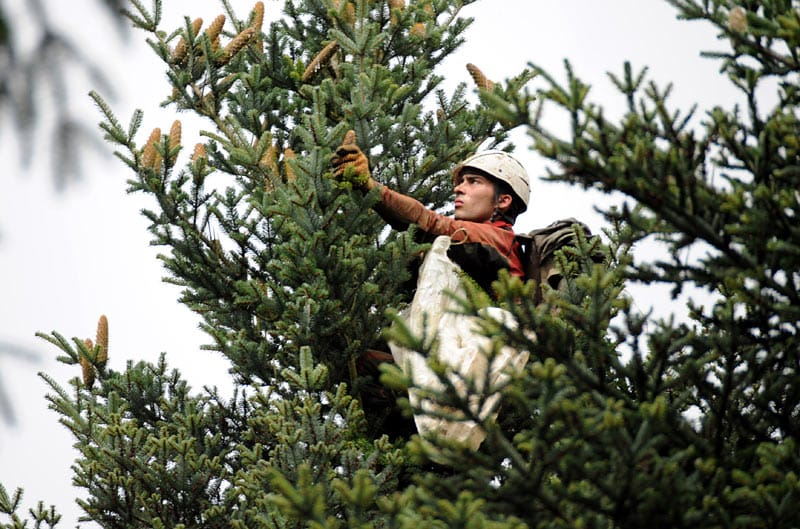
left=496, top=193, right=513, bottom=212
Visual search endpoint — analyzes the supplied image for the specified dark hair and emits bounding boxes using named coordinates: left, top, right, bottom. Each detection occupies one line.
left=493, top=179, right=525, bottom=223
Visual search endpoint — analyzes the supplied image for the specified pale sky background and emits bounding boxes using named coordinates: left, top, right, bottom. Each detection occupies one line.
left=0, top=0, right=741, bottom=526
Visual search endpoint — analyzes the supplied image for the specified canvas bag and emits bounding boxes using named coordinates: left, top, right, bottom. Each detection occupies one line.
left=516, top=217, right=596, bottom=303
left=388, top=235, right=530, bottom=450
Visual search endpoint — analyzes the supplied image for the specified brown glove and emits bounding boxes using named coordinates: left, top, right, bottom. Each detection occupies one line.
left=331, top=130, right=376, bottom=191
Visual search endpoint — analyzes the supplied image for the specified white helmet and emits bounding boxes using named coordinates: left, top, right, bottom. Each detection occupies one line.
left=453, top=150, right=530, bottom=211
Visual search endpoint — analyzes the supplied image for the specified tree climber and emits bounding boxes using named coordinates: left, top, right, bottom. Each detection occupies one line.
left=331, top=130, right=532, bottom=449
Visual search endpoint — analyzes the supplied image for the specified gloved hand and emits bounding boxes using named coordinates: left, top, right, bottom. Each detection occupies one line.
left=331, top=130, right=376, bottom=191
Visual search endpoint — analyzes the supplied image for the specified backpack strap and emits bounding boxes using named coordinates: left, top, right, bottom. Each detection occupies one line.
left=515, top=231, right=543, bottom=304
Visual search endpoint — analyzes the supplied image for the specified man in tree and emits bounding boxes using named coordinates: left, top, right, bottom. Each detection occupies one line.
left=332, top=130, right=532, bottom=449
left=332, top=130, right=531, bottom=290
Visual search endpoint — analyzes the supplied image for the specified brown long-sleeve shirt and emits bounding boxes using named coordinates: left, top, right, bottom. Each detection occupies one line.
left=375, top=185, right=524, bottom=277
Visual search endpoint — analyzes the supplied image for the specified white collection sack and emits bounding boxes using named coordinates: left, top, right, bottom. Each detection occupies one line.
left=389, top=235, right=530, bottom=450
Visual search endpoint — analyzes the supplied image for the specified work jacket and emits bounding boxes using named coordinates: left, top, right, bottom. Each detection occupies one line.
left=375, top=185, right=524, bottom=286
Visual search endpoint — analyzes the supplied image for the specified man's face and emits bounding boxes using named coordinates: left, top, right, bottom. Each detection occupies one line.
left=453, top=171, right=499, bottom=222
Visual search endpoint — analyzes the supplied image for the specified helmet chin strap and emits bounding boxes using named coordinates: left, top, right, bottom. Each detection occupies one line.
left=490, top=203, right=512, bottom=223
left=491, top=185, right=515, bottom=223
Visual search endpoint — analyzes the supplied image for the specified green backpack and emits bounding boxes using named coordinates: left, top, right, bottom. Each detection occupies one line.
left=516, top=218, right=598, bottom=304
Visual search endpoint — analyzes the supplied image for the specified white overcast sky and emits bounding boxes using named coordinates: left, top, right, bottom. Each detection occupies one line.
left=0, top=1, right=740, bottom=526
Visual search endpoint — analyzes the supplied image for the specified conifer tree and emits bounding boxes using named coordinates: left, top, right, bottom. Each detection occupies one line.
left=451, top=0, right=799, bottom=526
left=2, top=1, right=798, bottom=528
left=6, top=0, right=533, bottom=526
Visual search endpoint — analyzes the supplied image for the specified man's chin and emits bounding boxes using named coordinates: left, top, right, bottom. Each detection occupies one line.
left=454, top=214, right=478, bottom=221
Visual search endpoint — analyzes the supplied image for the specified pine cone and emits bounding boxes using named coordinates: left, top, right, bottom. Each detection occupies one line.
left=259, top=143, right=280, bottom=190
left=283, top=148, right=297, bottom=181
left=170, top=18, right=203, bottom=65
left=95, top=315, right=108, bottom=368
left=205, top=14, right=226, bottom=43
left=389, top=0, right=405, bottom=25
left=220, top=27, right=255, bottom=65
left=168, top=120, right=182, bottom=164
left=302, top=40, right=339, bottom=82
left=466, top=63, right=495, bottom=91
left=192, top=143, right=207, bottom=163
left=141, top=127, right=161, bottom=169
left=332, top=0, right=355, bottom=25
left=252, top=2, right=265, bottom=32
left=728, top=7, right=747, bottom=33
left=81, top=339, right=95, bottom=388
left=252, top=2, right=265, bottom=49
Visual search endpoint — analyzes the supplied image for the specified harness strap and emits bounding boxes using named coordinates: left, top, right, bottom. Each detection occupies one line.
left=518, top=234, right=544, bottom=305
